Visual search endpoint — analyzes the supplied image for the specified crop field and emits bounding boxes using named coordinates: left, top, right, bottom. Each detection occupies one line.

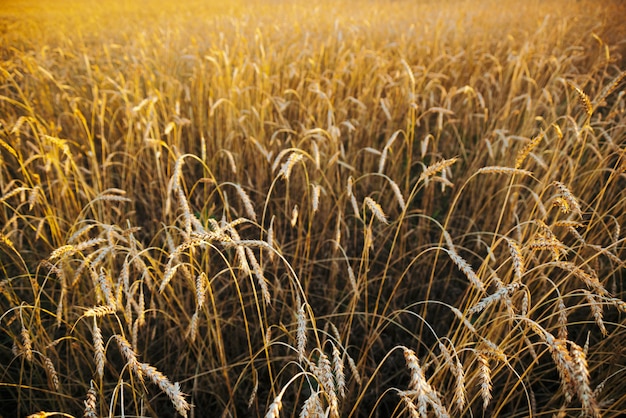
left=1, top=0, right=626, bottom=416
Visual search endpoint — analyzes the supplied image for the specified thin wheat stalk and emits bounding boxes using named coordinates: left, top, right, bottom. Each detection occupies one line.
left=528, top=236, right=567, bottom=261
left=314, top=352, right=339, bottom=417
left=596, top=70, right=626, bottom=105
left=267, top=215, right=275, bottom=262
left=557, top=298, right=568, bottom=340
left=85, top=305, right=117, bottom=318
left=235, top=184, right=257, bottom=221
left=177, top=187, right=193, bottom=236
left=334, top=212, right=342, bottom=251
left=311, top=140, right=320, bottom=170
left=49, top=244, right=76, bottom=260
left=378, top=131, right=400, bottom=174
left=247, top=370, right=258, bottom=409
left=347, top=262, right=359, bottom=297
left=95, top=268, right=115, bottom=308
left=529, top=322, right=598, bottom=415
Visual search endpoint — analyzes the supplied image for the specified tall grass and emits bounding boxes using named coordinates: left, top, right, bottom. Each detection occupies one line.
left=1, top=0, right=625, bottom=416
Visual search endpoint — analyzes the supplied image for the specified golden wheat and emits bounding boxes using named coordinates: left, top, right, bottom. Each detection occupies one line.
left=1, top=1, right=625, bottom=416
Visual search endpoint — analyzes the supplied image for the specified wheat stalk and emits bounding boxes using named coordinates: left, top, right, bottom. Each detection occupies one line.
left=265, top=396, right=283, bottom=418
left=300, top=391, right=324, bottom=418
left=569, top=82, right=593, bottom=117
left=187, top=311, right=199, bottom=343
left=93, top=318, right=105, bottom=380
left=555, top=261, right=608, bottom=296
left=332, top=343, right=346, bottom=398
left=443, top=230, right=485, bottom=292
left=387, top=178, right=406, bottom=211
left=85, top=305, right=116, bottom=318
left=43, top=356, right=59, bottom=390
left=583, top=291, right=607, bottom=336
left=529, top=323, right=599, bottom=416
left=311, top=183, right=321, bottom=214
left=278, top=152, right=303, bottom=180
left=235, top=184, right=257, bottom=221
left=505, top=238, right=525, bottom=281
left=84, top=380, right=98, bottom=418
left=267, top=215, right=275, bottom=261
left=402, top=347, right=449, bottom=417
left=138, top=362, right=190, bottom=417
left=399, top=392, right=420, bottom=418
left=557, top=298, right=568, bottom=340
left=296, top=302, right=307, bottom=359
left=419, top=157, right=458, bottom=183
left=468, top=282, right=520, bottom=314
left=246, top=247, right=271, bottom=305
left=552, top=181, right=582, bottom=217
left=20, top=327, right=33, bottom=362
left=364, top=196, right=389, bottom=224
left=476, top=166, right=533, bottom=176
left=477, top=352, right=492, bottom=410
left=438, top=341, right=465, bottom=410
left=569, top=342, right=600, bottom=418
left=347, top=176, right=360, bottom=218
left=515, top=132, right=544, bottom=169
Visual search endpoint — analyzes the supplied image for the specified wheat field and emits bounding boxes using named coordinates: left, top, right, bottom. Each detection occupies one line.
left=1, top=0, right=626, bottom=417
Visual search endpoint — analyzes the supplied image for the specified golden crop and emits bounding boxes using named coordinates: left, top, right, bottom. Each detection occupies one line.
left=1, top=0, right=625, bottom=417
